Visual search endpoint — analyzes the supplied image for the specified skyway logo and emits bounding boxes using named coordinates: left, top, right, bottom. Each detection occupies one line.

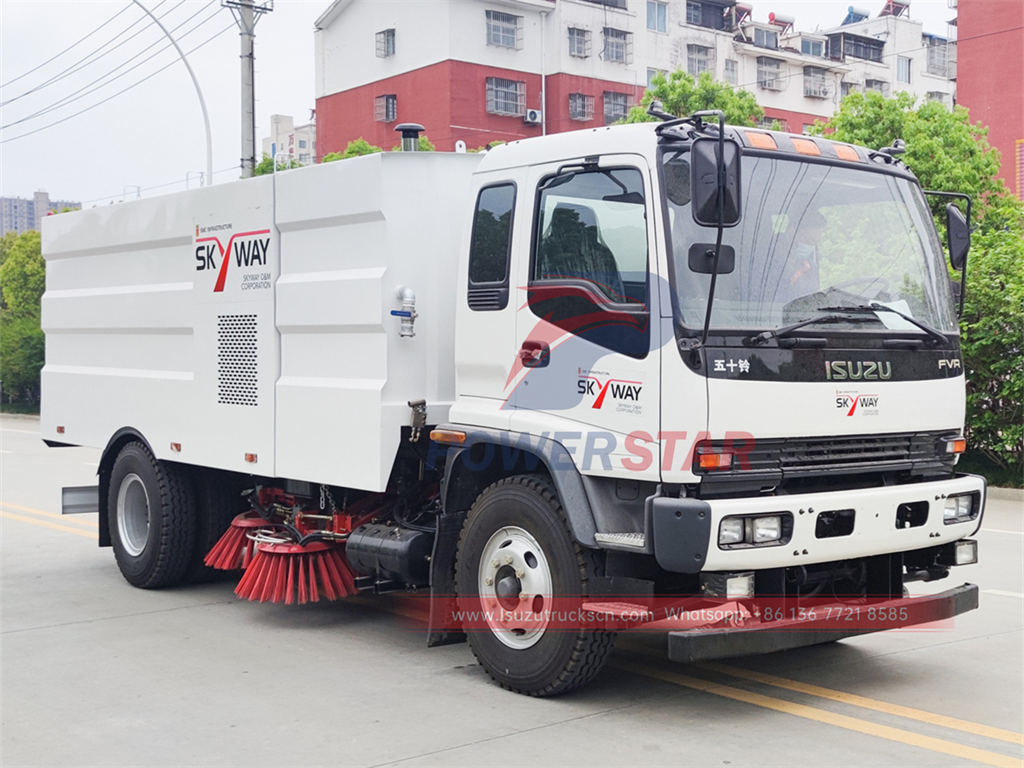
left=194, top=226, right=271, bottom=292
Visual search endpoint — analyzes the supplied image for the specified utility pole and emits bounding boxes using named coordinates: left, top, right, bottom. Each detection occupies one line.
left=222, top=1, right=273, bottom=178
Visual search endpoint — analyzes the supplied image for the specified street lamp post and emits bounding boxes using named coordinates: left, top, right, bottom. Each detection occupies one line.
left=131, top=0, right=212, bottom=186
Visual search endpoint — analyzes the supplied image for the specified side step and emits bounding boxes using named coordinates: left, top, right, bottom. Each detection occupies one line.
left=594, top=532, right=646, bottom=552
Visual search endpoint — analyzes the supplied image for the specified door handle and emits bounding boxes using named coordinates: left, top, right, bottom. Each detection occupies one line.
left=519, top=340, right=550, bottom=368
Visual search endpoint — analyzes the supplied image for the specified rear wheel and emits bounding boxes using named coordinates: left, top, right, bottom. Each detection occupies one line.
left=187, top=469, right=248, bottom=582
left=455, top=475, right=614, bottom=696
left=108, top=442, right=196, bottom=588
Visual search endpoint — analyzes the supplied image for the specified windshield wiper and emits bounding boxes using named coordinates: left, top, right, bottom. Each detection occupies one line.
left=744, top=312, right=876, bottom=346
left=818, top=303, right=950, bottom=347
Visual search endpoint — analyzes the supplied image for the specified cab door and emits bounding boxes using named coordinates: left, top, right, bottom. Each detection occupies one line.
left=508, top=156, right=661, bottom=481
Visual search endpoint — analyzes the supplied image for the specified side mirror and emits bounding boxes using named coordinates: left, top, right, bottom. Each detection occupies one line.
left=946, top=202, right=970, bottom=271
left=691, top=136, right=742, bottom=227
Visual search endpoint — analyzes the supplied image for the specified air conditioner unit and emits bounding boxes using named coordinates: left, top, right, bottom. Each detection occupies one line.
left=524, top=108, right=543, bottom=125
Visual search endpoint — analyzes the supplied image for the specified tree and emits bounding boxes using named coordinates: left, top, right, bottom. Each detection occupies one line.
left=391, top=135, right=436, bottom=152
left=253, top=153, right=302, bottom=175
left=625, top=70, right=763, bottom=126
left=813, top=90, right=1024, bottom=473
left=322, top=139, right=384, bottom=162
left=0, top=230, right=45, bottom=404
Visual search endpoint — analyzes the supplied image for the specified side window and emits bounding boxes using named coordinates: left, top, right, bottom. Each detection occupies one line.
left=467, top=183, right=516, bottom=311
left=530, top=166, right=649, bottom=358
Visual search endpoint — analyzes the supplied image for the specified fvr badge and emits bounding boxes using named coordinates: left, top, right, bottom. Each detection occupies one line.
left=194, top=222, right=272, bottom=292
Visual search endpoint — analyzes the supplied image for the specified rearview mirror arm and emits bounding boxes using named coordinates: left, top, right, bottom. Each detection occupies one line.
left=925, top=189, right=972, bottom=317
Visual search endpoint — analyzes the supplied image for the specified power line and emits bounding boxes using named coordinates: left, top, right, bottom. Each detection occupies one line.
left=0, top=22, right=234, bottom=145
left=82, top=165, right=239, bottom=205
left=0, top=4, right=133, bottom=88
left=3, top=3, right=221, bottom=130
left=1, top=0, right=175, bottom=108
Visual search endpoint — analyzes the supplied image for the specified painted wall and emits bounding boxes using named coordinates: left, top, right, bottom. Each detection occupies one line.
left=957, top=0, right=1024, bottom=198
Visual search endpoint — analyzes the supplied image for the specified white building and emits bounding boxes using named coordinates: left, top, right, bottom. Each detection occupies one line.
left=261, top=114, right=317, bottom=165
left=313, top=0, right=956, bottom=154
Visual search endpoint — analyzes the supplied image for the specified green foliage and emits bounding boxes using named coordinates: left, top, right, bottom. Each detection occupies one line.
left=253, top=153, right=302, bottom=176
left=958, top=224, right=1024, bottom=473
left=814, top=91, right=1023, bottom=474
left=391, top=136, right=436, bottom=152
left=0, top=314, right=44, bottom=403
left=0, top=230, right=43, bottom=316
left=323, top=139, right=385, bottom=161
left=0, top=230, right=45, bottom=403
left=0, top=231, right=19, bottom=270
left=625, top=70, right=763, bottom=127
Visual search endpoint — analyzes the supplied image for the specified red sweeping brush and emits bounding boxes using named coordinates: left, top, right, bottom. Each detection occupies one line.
left=234, top=540, right=359, bottom=605
left=204, top=512, right=269, bottom=571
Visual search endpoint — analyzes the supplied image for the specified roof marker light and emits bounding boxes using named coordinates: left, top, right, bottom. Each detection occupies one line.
left=833, top=144, right=861, bottom=162
left=791, top=137, right=821, bottom=156
left=746, top=132, right=778, bottom=150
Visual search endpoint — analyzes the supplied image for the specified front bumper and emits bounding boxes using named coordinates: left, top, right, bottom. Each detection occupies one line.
left=646, top=473, right=985, bottom=573
left=667, top=583, right=979, bottom=662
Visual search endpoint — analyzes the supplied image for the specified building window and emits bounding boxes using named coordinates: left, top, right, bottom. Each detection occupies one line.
left=687, top=44, right=712, bottom=76
left=841, top=81, right=857, bottom=98
left=840, top=35, right=883, bottom=62
left=757, top=57, right=783, bottom=90
left=647, top=67, right=667, bottom=88
left=603, top=91, right=628, bottom=124
left=298, top=139, right=307, bottom=149
left=486, top=10, right=522, bottom=49
left=374, top=94, right=397, bottom=122
left=569, top=93, right=595, bottom=121
left=568, top=27, right=591, bottom=58
left=927, top=90, right=947, bottom=104
left=602, top=28, right=632, bottom=64
left=580, top=0, right=627, bottom=7
left=802, top=124, right=815, bottom=135
left=375, top=28, right=395, bottom=58
left=647, top=1, right=667, bottom=32
left=757, top=116, right=780, bottom=130
left=724, top=58, right=737, bottom=84
left=686, top=1, right=702, bottom=25
left=897, top=56, right=911, bottom=83
left=865, top=78, right=889, bottom=95
left=925, top=38, right=950, bottom=76
left=803, top=66, right=828, bottom=98
left=753, top=28, right=778, bottom=49
left=486, top=77, right=526, bottom=116
left=801, top=39, right=824, bottom=57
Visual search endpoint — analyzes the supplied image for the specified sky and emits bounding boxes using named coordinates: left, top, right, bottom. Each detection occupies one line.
left=0, top=0, right=958, bottom=207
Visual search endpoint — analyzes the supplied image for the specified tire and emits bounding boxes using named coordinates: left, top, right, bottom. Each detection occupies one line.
left=107, top=441, right=196, bottom=589
left=455, top=475, right=615, bottom=696
left=187, top=469, right=248, bottom=582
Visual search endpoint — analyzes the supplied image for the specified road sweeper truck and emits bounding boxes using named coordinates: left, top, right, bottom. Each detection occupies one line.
left=42, top=115, right=984, bottom=695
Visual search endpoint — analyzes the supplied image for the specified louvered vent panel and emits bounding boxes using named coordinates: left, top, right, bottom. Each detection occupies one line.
left=217, top=314, right=258, bottom=407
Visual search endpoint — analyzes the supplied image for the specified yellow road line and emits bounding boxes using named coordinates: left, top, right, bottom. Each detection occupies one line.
left=704, top=662, right=1024, bottom=746
left=613, top=659, right=1022, bottom=768
left=0, top=501, right=94, bottom=527
left=1, top=509, right=95, bottom=539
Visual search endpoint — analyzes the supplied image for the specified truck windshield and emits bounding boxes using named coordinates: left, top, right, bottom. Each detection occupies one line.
left=662, top=150, right=957, bottom=335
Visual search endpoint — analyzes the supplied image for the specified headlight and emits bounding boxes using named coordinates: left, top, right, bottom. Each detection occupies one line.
left=719, top=518, right=745, bottom=545
left=718, top=513, right=792, bottom=548
left=943, top=493, right=977, bottom=524
left=752, top=515, right=782, bottom=543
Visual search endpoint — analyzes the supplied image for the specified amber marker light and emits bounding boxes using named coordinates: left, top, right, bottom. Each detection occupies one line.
left=745, top=132, right=777, bottom=150
left=430, top=429, right=467, bottom=445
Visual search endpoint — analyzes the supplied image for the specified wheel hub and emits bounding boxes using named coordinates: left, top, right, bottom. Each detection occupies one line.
left=477, top=525, right=553, bottom=650
left=116, top=473, right=151, bottom=557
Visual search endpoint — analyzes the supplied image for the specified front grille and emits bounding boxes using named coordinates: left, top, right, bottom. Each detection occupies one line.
left=700, top=431, right=957, bottom=480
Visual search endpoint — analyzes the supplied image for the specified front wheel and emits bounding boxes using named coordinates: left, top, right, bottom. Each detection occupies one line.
left=108, top=442, right=196, bottom=588
left=455, top=475, right=614, bottom=696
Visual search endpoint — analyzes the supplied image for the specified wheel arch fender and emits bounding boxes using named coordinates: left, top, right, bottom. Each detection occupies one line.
left=97, top=427, right=156, bottom=547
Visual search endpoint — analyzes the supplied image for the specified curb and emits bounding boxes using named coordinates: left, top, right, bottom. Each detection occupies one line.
left=988, top=487, right=1024, bottom=503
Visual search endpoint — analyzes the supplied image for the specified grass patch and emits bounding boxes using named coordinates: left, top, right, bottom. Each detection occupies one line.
left=958, top=450, right=1023, bottom=489
left=0, top=401, right=39, bottom=415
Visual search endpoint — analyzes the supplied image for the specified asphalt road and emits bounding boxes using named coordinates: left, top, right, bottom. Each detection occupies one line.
left=2, top=413, right=1022, bottom=768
